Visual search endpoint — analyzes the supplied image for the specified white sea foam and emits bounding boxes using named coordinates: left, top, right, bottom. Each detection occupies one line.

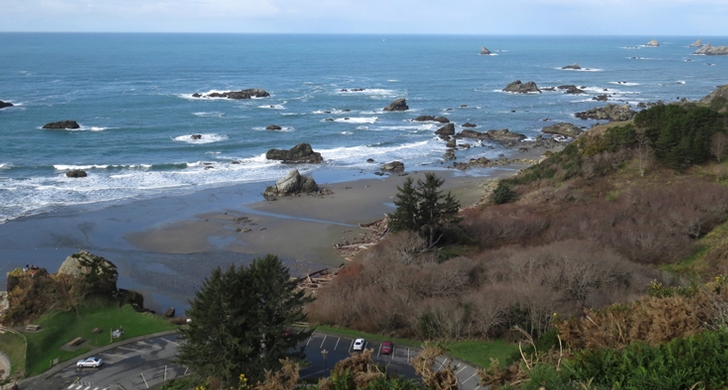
left=173, top=134, right=229, bottom=144
left=610, top=81, right=640, bottom=87
left=313, top=108, right=352, bottom=115
left=388, top=80, right=401, bottom=83
left=676, top=80, right=686, bottom=85
left=333, top=117, right=378, bottom=124
left=252, top=126, right=295, bottom=132
left=557, top=67, right=604, bottom=72
left=192, top=111, right=225, bottom=118
left=341, top=131, right=353, bottom=135
left=337, top=88, right=399, bottom=99
left=0, top=164, right=9, bottom=170
left=259, top=103, right=286, bottom=110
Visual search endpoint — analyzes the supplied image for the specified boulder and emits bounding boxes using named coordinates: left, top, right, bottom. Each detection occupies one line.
left=561, top=63, right=581, bottom=70
left=480, top=46, right=492, bottom=55
left=503, top=80, right=541, bottom=94
left=558, top=85, right=586, bottom=94
left=381, top=161, right=405, bottom=173
left=192, top=88, right=270, bottom=99
left=542, top=122, right=583, bottom=138
left=191, top=134, right=202, bottom=140
left=57, top=251, right=118, bottom=288
left=462, top=122, right=477, bottom=128
left=266, top=143, right=323, bottom=164
left=593, top=94, right=609, bottom=102
left=646, top=39, right=660, bottom=47
left=485, top=128, right=527, bottom=145
left=263, top=169, right=319, bottom=198
left=266, top=124, right=282, bottom=131
left=163, top=307, right=176, bottom=318
left=456, top=129, right=489, bottom=140
left=690, top=39, right=704, bottom=48
left=435, top=123, right=456, bottom=137
left=575, top=104, right=636, bottom=122
left=383, top=98, right=409, bottom=111
left=0, top=100, right=13, bottom=109
left=694, top=43, right=728, bottom=56
left=42, top=120, right=80, bottom=129
left=412, top=115, right=449, bottom=123
left=66, top=170, right=87, bottom=178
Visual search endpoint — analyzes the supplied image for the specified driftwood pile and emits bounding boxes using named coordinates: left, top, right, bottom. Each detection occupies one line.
left=333, top=216, right=389, bottom=260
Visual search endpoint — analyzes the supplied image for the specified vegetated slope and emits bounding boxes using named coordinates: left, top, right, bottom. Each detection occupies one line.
left=307, top=84, right=728, bottom=344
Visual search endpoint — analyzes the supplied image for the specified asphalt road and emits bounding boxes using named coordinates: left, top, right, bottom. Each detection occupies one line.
left=23, top=333, right=483, bottom=390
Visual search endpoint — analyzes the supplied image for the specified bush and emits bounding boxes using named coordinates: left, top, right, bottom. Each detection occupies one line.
left=493, top=182, right=517, bottom=204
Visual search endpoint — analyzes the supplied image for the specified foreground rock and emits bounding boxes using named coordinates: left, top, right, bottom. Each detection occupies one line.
left=503, top=80, right=541, bottom=94
left=263, top=169, right=320, bottom=198
left=646, top=39, right=660, bottom=47
left=42, top=120, right=80, bottom=129
left=542, top=122, right=583, bottom=138
left=192, top=88, right=270, bottom=99
left=561, top=63, right=581, bottom=70
left=694, top=43, right=728, bottom=56
left=412, top=115, right=449, bottom=123
left=690, top=39, right=704, bottom=48
left=480, top=46, right=492, bottom=55
left=0, top=100, right=13, bottom=109
left=435, top=123, right=456, bottom=139
left=575, top=104, right=636, bottom=122
left=266, top=143, right=323, bottom=164
left=383, top=98, right=409, bottom=111
left=65, top=170, right=87, bottom=178
left=380, top=161, right=405, bottom=173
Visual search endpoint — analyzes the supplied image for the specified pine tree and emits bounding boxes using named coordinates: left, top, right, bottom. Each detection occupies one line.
left=177, top=254, right=313, bottom=387
left=387, top=172, right=461, bottom=247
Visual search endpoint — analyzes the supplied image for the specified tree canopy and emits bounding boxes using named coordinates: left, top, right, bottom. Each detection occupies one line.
left=387, top=172, right=461, bottom=247
left=177, top=254, right=313, bottom=387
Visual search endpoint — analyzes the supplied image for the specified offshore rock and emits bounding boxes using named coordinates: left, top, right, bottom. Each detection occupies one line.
left=192, top=88, right=270, bottom=99
left=558, top=85, right=586, bottom=94
left=435, top=123, right=456, bottom=138
left=266, top=124, right=283, bottom=131
left=0, top=100, right=13, bottom=109
left=480, top=46, right=492, bottom=55
left=383, top=98, right=409, bottom=111
left=65, top=170, right=87, bottom=178
left=575, top=104, right=636, bottom=122
left=694, top=43, right=728, bottom=56
left=266, top=143, right=323, bottom=164
left=646, top=39, right=660, bottom=47
left=542, top=122, right=583, bottom=138
left=503, top=80, right=541, bottom=94
left=381, top=161, right=405, bottom=173
left=561, top=63, right=581, bottom=70
left=412, top=115, right=450, bottom=123
left=42, top=120, right=80, bottom=129
left=690, top=39, right=704, bottom=48
left=263, top=169, right=319, bottom=198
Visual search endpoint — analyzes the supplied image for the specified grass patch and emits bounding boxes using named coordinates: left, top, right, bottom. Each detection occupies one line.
left=442, top=339, right=518, bottom=368
left=0, top=331, right=27, bottom=376
left=23, top=304, right=176, bottom=377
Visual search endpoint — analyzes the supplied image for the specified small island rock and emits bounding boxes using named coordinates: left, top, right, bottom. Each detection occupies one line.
left=266, top=143, right=323, bottom=164
left=65, top=170, right=87, bottom=178
left=435, top=123, right=456, bottom=137
left=646, top=39, right=660, bottom=47
left=479, top=46, right=492, bottom=55
left=561, top=63, right=581, bottom=70
left=575, top=104, right=636, bottom=122
left=694, top=43, right=728, bottom=56
left=383, top=98, right=409, bottom=112
left=266, top=124, right=283, bottom=131
left=503, top=80, right=541, bottom=94
left=690, top=39, right=704, bottom=48
left=412, top=115, right=450, bottom=123
left=0, top=100, right=13, bottom=109
left=42, top=120, right=80, bottom=129
left=192, top=88, right=270, bottom=100
left=542, top=122, right=583, bottom=138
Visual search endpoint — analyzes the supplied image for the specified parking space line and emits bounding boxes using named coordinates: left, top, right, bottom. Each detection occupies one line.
left=67, top=385, right=75, bottom=389
left=319, top=335, right=327, bottom=348
left=456, top=366, right=467, bottom=374
left=334, top=337, right=341, bottom=350
left=306, top=336, right=312, bottom=346
left=462, top=373, right=478, bottom=385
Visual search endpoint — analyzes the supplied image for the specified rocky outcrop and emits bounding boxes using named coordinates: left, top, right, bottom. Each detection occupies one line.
left=381, top=161, right=405, bottom=173
left=699, top=84, right=728, bottom=113
left=453, top=156, right=540, bottom=171
left=455, top=128, right=527, bottom=146
left=558, top=85, right=586, bottom=94
left=58, top=251, right=118, bottom=286
left=412, top=115, right=449, bottom=123
left=462, top=122, right=477, bottom=128
left=65, top=170, right=87, bottom=178
left=503, top=80, right=541, bottom=94
left=263, top=169, right=319, bottom=198
left=163, top=307, right=176, bottom=318
left=266, top=143, right=323, bottom=164
left=192, top=88, right=270, bottom=99
left=575, top=104, right=636, bottom=122
left=42, top=120, right=80, bottom=129
left=383, top=98, right=409, bottom=112
left=646, top=39, right=660, bottom=47
left=690, top=39, right=704, bottom=48
left=480, top=46, right=492, bottom=55
left=266, top=124, right=282, bottom=131
left=542, top=122, right=583, bottom=138
left=561, top=63, right=581, bottom=70
left=694, top=43, right=728, bottom=56
left=435, top=123, right=456, bottom=138
left=0, top=100, right=13, bottom=109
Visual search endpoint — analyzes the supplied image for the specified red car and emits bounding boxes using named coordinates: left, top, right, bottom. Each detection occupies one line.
left=381, top=340, right=393, bottom=354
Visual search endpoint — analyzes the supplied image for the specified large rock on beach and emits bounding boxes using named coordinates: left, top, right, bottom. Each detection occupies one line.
left=412, top=115, right=449, bottom=123
left=561, top=63, right=581, bottom=70
left=192, top=88, right=270, bottom=99
left=0, top=100, right=13, bottom=109
left=542, top=122, right=583, bottom=138
left=575, top=104, right=636, bottom=122
left=42, top=120, right=80, bottom=129
left=480, top=46, right=492, bottom=55
left=383, top=98, right=409, bottom=112
left=690, top=39, right=704, bottom=48
left=381, top=161, right=405, bottom=173
left=263, top=169, right=319, bottom=198
left=65, top=170, right=87, bottom=178
left=266, top=143, right=323, bottom=164
left=503, top=80, right=541, bottom=94
left=646, top=39, right=660, bottom=47
left=694, top=43, right=728, bottom=56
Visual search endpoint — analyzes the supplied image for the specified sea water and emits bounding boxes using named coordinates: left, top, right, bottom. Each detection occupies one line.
left=1, top=34, right=726, bottom=223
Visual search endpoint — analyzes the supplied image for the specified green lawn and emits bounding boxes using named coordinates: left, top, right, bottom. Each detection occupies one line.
left=23, top=305, right=176, bottom=377
left=0, top=331, right=27, bottom=377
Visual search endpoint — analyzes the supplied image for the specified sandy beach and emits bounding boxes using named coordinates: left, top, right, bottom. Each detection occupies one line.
left=0, top=151, right=545, bottom=313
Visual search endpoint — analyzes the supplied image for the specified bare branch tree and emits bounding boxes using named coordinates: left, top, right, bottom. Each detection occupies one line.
left=710, top=132, right=728, bottom=162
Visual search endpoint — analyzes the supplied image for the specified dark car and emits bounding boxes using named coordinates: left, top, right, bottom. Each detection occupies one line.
left=381, top=340, right=393, bottom=354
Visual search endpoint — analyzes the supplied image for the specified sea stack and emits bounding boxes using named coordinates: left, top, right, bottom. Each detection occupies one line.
left=480, top=46, right=492, bottom=55
left=690, top=39, right=704, bottom=48
left=646, top=39, right=660, bottom=47
left=0, top=100, right=13, bottom=109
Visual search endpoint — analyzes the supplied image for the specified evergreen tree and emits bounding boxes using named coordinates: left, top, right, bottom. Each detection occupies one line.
left=177, top=254, right=313, bottom=387
left=387, top=172, right=461, bottom=247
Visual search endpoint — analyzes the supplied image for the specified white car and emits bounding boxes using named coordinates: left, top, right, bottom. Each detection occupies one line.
left=77, top=357, right=103, bottom=368
left=352, top=338, right=365, bottom=351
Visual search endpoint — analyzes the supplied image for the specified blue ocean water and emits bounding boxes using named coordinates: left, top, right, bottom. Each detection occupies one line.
left=1, top=33, right=726, bottom=223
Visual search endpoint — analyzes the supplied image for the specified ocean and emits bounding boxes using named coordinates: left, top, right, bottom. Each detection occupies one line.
left=1, top=33, right=727, bottom=224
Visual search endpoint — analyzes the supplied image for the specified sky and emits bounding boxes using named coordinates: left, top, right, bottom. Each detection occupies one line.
left=2, top=0, right=728, bottom=36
